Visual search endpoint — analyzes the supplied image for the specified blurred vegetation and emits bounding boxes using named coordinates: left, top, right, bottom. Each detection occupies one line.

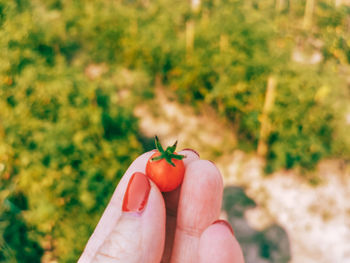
left=0, top=0, right=349, bottom=261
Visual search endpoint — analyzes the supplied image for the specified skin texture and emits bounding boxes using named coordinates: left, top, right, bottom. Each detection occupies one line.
left=146, top=151, right=185, bottom=192
left=198, top=223, right=245, bottom=263
left=79, top=149, right=245, bottom=263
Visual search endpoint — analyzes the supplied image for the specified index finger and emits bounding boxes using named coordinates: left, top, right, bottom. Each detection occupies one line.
left=79, top=150, right=156, bottom=261
left=161, top=149, right=201, bottom=262
left=170, top=160, right=223, bottom=262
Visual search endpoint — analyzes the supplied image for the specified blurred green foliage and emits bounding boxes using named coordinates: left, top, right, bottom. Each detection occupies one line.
left=0, top=1, right=148, bottom=261
left=0, top=0, right=349, bottom=261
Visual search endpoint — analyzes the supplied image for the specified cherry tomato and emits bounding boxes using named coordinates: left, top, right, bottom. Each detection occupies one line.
left=145, top=137, right=185, bottom=192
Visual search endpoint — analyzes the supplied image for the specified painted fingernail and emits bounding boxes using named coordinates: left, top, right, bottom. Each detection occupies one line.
left=181, top=148, right=200, bottom=157
left=122, top=172, right=151, bottom=213
left=212, top=220, right=235, bottom=236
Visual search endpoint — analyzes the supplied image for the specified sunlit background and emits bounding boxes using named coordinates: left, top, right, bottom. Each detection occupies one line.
left=1, top=0, right=350, bottom=262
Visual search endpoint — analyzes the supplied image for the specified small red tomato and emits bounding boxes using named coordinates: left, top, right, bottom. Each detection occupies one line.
left=146, top=137, right=185, bottom=192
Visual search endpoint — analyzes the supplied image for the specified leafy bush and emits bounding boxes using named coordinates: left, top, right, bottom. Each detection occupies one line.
left=159, top=0, right=350, bottom=171
left=0, top=1, right=147, bottom=261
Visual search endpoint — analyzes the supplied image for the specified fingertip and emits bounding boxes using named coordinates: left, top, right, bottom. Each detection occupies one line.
left=212, top=219, right=235, bottom=236
left=188, top=159, right=221, bottom=173
left=181, top=148, right=200, bottom=157
left=186, top=160, right=223, bottom=189
left=198, top=222, right=245, bottom=263
left=128, top=150, right=157, bottom=170
left=204, top=221, right=234, bottom=239
left=118, top=149, right=157, bottom=191
left=178, top=149, right=201, bottom=166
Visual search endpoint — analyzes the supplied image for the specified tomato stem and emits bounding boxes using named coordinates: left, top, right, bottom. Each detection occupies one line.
left=152, top=136, right=185, bottom=167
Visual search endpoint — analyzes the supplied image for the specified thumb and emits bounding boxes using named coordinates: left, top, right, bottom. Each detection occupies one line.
left=92, top=172, right=165, bottom=263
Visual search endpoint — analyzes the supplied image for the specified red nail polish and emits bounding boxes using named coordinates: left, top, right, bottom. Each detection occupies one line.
left=212, top=220, right=235, bottom=236
left=181, top=148, right=200, bottom=157
left=122, top=172, right=151, bottom=213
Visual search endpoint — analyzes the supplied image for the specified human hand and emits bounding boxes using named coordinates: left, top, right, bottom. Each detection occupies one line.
left=78, top=149, right=245, bottom=263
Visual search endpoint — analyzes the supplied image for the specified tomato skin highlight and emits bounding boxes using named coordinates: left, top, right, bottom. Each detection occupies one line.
left=146, top=151, right=185, bottom=192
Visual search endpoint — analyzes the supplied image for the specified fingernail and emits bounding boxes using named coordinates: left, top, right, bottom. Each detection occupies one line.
left=212, top=220, right=235, bottom=236
left=122, top=172, right=151, bottom=213
left=181, top=148, right=200, bottom=157
left=208, top=160, right=217, bottom=166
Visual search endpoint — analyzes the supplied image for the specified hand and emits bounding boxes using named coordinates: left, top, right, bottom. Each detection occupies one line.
left=78, top=150, right=245, bottom=263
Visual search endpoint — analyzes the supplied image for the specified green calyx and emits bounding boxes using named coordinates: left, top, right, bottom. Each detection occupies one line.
left=152, top=136, right=185, bottom=167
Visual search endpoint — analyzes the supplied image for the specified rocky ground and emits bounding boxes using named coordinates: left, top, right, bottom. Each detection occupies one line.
left=134, top=86, right=350, bottom=263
